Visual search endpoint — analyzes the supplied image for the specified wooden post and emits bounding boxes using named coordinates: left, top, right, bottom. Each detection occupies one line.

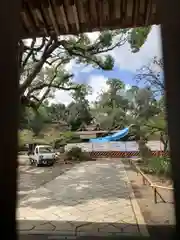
left=0, top=1, right=20, bottom=239
left=142, top=176, right=146, bottom=185
left=154, top=187, right=157, bottom=204
left=159, top=0, right=180, bottom=235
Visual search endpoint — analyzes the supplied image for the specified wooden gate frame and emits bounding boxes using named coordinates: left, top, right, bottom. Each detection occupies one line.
left=1, top=0, right=180, bottom=239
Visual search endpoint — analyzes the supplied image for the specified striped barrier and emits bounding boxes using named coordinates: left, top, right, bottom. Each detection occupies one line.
left=89, top=151, right=169, bottom=158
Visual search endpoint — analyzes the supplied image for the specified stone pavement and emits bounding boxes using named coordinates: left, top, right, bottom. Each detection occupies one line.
left=17, top=159, right=148, bottom=237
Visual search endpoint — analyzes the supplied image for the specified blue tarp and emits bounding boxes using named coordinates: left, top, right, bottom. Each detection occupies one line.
left=89, top=127, right=129, bottom=143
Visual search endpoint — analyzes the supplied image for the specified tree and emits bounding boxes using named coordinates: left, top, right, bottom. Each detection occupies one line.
left=67, top=84, right=92, bottom=131
left=45, top=103, right=67, bottom=123
left=19, top=26, right=154, bottom=110
left=18, top=30, right=128, bottom=109
left=19, top=103, right=51, bottom=136
left=145, top=112, right=168, bottom=151
left=128, top=26, right=152, bottom=53
left=92, top=78, right=129, bottom=130
left=121, top=85, right=160, bottom=141
left=134, top=57, right=164, bottom=95
left=28, top=112, right=45, bottom=136
left=134, top=57, right=168, bottom=150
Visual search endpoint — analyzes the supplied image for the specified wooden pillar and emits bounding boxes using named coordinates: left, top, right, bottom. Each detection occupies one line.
left=0, top=1, right=21, bottom=239
left=158, top=0, right=180, bottom=237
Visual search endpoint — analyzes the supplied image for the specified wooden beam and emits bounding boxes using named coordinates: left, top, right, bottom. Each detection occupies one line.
left=59, top=3, right=69, bottom=33
left=21, top=2, right=37, bottom=34
left=71, top=0, right=80, bottom=32
left=34, top=8, right=49, bottom=36
left=48, top=0, right=60, bottom=36
left=120, top=0, right=127, bottom=24
left=26, top=1, right=39, bottom=32
left=96, top=0, right=103, bottom=29
left=144, top=0, right=152, bottom=26
left=132, top=0, right=140, bottom=26
left=108, top=0, right=114, bottom=22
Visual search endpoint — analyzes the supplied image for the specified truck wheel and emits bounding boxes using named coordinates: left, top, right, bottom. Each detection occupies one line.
left=29, top=158, right=33, bottom=165
left=35, top=160, right=40, bottom=167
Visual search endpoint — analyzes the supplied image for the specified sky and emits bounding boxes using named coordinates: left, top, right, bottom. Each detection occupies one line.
left=53, top=25, right=162, bottom=105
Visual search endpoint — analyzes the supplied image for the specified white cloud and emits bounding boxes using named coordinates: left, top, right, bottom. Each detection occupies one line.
left=80, top=65, right=94, bottom=73
left=52, top=90, right=73, bottom=106
left=52, top=75, right=133, bottom=106
left=52, top=75, right=109, bottom=105
left=111, top=25, right=162, bottom=71
left=86, top=31, right=100, bottom=42
left=88, top=75, right=109, bottom=103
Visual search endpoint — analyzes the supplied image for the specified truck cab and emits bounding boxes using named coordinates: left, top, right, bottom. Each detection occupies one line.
left=28, top=144, right=55, bottom=167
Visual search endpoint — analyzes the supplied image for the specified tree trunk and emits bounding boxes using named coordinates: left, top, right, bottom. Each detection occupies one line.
left=160, top=132, right=169, bottom=152
left=138, top=138, right=152, bottom=163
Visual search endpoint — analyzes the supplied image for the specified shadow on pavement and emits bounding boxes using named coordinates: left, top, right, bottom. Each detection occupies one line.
left=18, top=162, right=73, bottom=199
left=18, top=160, right=175, bottom=239
left=19, top=160, right=142, bottom=210
left=17, top=219, right=175, bottom=239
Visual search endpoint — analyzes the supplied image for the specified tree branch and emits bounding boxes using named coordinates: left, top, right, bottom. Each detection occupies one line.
left=29, top=81, right=77, bottom=93
left=144, top=123, right=165, bottom=132
left=62, top=45, right=111, bottom=70
left=19, top=38, right=63, bottom=96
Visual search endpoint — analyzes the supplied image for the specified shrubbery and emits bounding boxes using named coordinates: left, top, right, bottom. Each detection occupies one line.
left=141, top=156, right=171, bottom=177
left=52, top=132, right=83, bottom=149
left=65, top=147, right=91, bottom=162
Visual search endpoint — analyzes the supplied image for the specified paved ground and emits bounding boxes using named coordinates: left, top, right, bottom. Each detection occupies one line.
left=18, top=155, right=73, bottom=200
left=17, top=159, right=148, bottom=237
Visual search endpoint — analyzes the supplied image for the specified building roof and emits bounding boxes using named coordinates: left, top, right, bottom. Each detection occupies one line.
left=21, top=0, right=158, bottom=39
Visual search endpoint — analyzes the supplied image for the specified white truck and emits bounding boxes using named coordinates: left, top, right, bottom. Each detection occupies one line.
left=28, top=144, right=56, bottom=167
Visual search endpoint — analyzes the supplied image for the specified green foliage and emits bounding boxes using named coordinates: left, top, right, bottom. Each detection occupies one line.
left=65, top=147, right=91, bottom=162
left=20, top=29, right=130, bottom=111
left=92, top=76, right=165, bottom=140
left=142, top=156, right=171, bottom=177
left=61, top=131, right=81, bottom=143
left=128, top=26, right=152, bottom=53
left=18, top=129, right=49, bottom=151
left=28, top=112, right=45, bottom=136
left=45, top=103, right=67, bottom=122
left=67, top=84, right=92, bottom=130
left=52, top=139, right=66, bottom=149
left=19, top=130, right=34, bottom=145
left=53, top=132, right=82, bottom=147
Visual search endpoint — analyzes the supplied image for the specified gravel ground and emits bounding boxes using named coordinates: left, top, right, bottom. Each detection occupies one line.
left=123, top=160, right=175, bottom=239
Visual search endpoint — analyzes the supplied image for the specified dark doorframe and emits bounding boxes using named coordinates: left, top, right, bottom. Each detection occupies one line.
left=2, top=0, right=180, bottom=239
left=0, top=1, right=21, bottom=239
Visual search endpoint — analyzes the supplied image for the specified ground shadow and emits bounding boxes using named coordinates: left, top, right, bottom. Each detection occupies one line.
left=18, top=160, right=74, bottom=199
left=17, top=159, right=175, bottom=240
left=18, top=160, right=141, bottom=210
left=18, top=219, right=175, bottom=240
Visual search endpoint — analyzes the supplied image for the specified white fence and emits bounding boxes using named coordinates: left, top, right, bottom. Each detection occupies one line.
left=65, top=141, right=164, bottom=152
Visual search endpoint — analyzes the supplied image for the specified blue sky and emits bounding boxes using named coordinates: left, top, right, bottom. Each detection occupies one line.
left=73, top=66, right=135, bottom=85
left=54, top=25, right=162, bottom=105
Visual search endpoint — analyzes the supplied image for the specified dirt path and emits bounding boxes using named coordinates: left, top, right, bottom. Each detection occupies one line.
left=123, top=160, right=175, bottom=239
